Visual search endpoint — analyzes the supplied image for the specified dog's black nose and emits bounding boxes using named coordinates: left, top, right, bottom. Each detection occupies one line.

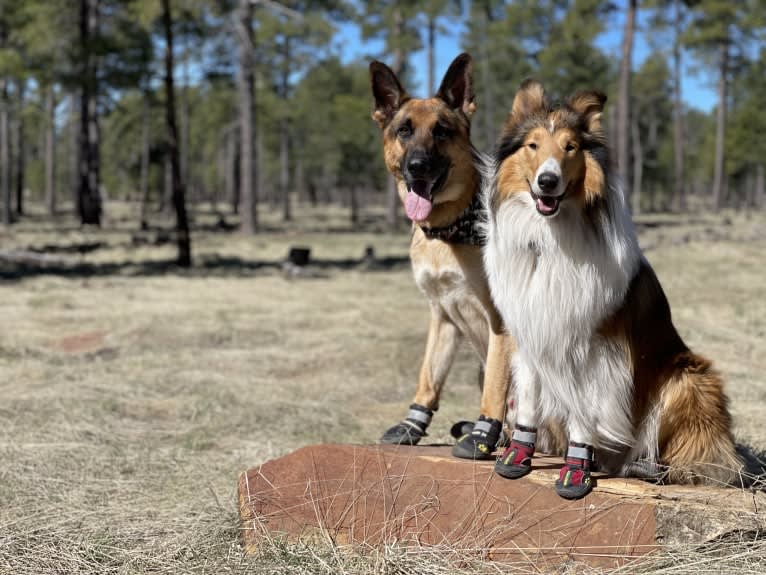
left=537, top=172, right=559, bottom=193
left=406, top=154, right=430, bottom=178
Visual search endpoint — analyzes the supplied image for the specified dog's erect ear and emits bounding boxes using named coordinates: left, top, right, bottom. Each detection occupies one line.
left=435, top=53, right=476, bottom=118
left=507, top=79, right=547, bottom=127
left=568, top=90, right=607, bottom=133
left=370, top=60, right=409, bottom=128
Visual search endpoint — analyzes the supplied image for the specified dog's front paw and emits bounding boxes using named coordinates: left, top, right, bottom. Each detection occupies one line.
left=452, top=415, right=502, bottom=460
left=379, top=404, right=432, bottom=445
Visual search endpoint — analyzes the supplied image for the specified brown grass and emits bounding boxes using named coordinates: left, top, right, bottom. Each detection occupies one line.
left=0, top=201, right=764, bottom=574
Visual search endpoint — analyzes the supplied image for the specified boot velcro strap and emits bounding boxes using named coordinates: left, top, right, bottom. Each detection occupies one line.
left=472, top=419, right=494, bottom=436
left=566, top=444, right=594, bottom=461
left=406, top=408, right=432, bottom=426
left=512, top=427, right=537, bottom=445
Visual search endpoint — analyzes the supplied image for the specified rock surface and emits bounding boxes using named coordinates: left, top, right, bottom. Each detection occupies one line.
left=239, top=444, right=765, bottom=569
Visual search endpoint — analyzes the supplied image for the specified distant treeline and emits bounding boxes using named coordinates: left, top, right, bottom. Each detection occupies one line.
left=0, top=1, right=764, bottom=264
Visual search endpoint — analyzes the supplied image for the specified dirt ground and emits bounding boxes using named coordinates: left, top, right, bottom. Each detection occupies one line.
left=1, top=203, right=765, bottom=574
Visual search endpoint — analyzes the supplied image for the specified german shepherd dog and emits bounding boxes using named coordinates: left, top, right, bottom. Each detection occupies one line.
left=369, top=54, right=525, bottom=459
left=485, top=80, right=742, bottom=498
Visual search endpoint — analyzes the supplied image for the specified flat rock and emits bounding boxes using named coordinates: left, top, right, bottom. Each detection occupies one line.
left=238, top=444, right=765, bottom=569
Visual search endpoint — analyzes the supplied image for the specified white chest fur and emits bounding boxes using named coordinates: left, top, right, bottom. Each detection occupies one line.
left=410, top=236, right=490, bottom=359
left=484, top=186, right=644, bottom=449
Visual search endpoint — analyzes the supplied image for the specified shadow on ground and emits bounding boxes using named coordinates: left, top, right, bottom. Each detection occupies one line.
left=0, top=252, right=411, bottom=282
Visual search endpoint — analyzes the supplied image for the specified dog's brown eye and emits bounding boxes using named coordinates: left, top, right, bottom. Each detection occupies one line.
left=564, top=142, right=576, bottom=152
left=397, top=124, right=412, bottom=140
left=433, top=124, right=451, bottom=141
left=528, top=142, right=538, bottom=150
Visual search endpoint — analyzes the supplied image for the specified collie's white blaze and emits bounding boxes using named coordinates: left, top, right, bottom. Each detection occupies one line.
left=484, top=169, right=645, bottom=459
left=548, top=119, right=555, bottom=134
left=532, top=157, right=564, bottom=197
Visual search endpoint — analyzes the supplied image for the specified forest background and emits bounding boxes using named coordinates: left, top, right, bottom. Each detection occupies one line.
left=1, top=0, right=765, bottom=264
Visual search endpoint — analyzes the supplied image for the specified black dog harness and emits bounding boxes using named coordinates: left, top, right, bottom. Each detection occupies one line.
left=419, top=193, right=486, bottom=246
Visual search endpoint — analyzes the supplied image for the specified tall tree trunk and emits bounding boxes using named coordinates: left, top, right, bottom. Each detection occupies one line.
left=479, top=4, right=495, bottom=151
left=45, top=85, right=56, bottom=215
left=0, top=13, right=10, bottom=226
left=161, top=0, right=192, bottom=267
left=138, top=89, right=151, bottom=229
left=386, top=8, right=404, bottom=229
left=617, top=0, right=636, bottom=208
left=181, top=41, right=190, bottom=192
left=225, top=130, right=237, bottom=214
left=631, top=107, right=643, bottom=215
left=14, top=79, right=25, bottom=216
left=293, top=148, right=305, bottom=205
left=69, top=93, right=79, bottom=211
left=712, top=38, right=728, bottom=212
left=236, top=0, right=257, bottom=233
left=756, top=164, right=765, bottom=209
left=78, top=0, right=102, bottom=226
left=427, top=15, right=435, bottom=94
left=280, top=35, right=291, bottom=222
left=672, top=0, right=685, bottom=211
left=350, top=185, right=358, bottom=224
left=0, top=76, right=9, bottom=226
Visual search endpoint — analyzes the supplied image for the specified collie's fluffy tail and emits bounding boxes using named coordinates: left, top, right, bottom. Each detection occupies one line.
left=659, top=352, right=743, bottom=485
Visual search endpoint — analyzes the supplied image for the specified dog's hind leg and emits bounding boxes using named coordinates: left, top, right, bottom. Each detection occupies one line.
left=380, top=307, right=461, bottom=445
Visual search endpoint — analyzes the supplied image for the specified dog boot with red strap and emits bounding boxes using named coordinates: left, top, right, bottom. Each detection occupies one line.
left=379, top=404, right=433, bottom=445
left=451, top=415, right=503, bottom=460
left=494, top=424, right=536, bottom=479
left=555, top=442, right=595, bottom=500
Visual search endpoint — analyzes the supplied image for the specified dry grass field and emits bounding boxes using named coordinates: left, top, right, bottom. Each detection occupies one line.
left=1, top=202, right=765, bottom=574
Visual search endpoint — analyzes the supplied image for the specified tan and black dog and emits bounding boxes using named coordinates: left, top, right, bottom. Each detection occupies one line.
left=370, top=54, right=564, bottom=459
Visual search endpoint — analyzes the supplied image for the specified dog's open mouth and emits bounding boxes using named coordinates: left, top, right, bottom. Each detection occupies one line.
left=404, top=169, right=449, bottom=222
left=533, top=193, right=562, bottom=216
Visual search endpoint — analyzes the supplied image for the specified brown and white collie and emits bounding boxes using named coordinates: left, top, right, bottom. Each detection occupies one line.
left=484, top=80, right=742, bottom=498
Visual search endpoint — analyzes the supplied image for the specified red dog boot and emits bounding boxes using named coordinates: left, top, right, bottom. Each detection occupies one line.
left=495, top=424, right=537, bottom=479
left=555, top=442, right=595, bottom=499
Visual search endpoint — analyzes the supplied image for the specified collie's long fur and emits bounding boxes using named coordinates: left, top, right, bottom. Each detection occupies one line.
left=484, top=80, right=742, bottom=484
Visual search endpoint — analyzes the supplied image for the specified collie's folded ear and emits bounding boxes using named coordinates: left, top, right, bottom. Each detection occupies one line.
left=369, top=61, right=409, bottom=128
left=435, top=53, right=476, bottom=118
left=568, top=90, right=607, bottom=134
left=506, top=79, right=547, bottom=129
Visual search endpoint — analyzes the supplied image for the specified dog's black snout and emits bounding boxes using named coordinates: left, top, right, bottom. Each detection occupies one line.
left=406, top=154, right=431, bottom=178
left=537, top=172, right=560, bottom=193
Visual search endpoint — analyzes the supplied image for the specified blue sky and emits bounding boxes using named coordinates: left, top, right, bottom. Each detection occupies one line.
left=335, top=8, right=717, bottom=112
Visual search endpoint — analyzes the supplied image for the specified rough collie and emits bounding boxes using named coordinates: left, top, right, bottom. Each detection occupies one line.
left=484, top=80, right=742, bottom=499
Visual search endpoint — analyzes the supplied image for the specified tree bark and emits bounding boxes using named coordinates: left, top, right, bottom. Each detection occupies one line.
left=0, top=12, right=10, bottom=226
left=78, top=0, right=102, bottom=226
left=386, top=7, right=404, bottom=230
left=280, top=35, right=291, bottom=222
left=350, top=185, right=359, bottom=224
left=479, top=4, right=496, bottom=151
left=427, top=16, right=435, bottom=95
left=672, top=0, right=685, bottom=211
left=225, top=130, right=237, bottom=214
left=139, top=89, right=150, bottom=229
left=236, top=0, right=257, bottom=234
left=712, top=38, right=728, bottom=212
left=756, top=164, right=765, bottom=209
left=631, top=107, right=643, bottom=215
left=161, top=0, right=192, bottom=267
left=617, top=0, right=636, bottom=209
left=45, top=85, right=56, bottom=215
left=0, top=76, right=9, bottom=226
left=14, top=79, right=25, bottom=216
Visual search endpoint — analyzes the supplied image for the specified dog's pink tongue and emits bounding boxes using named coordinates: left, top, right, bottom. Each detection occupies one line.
left=405, top=186, right=433, bottom=222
